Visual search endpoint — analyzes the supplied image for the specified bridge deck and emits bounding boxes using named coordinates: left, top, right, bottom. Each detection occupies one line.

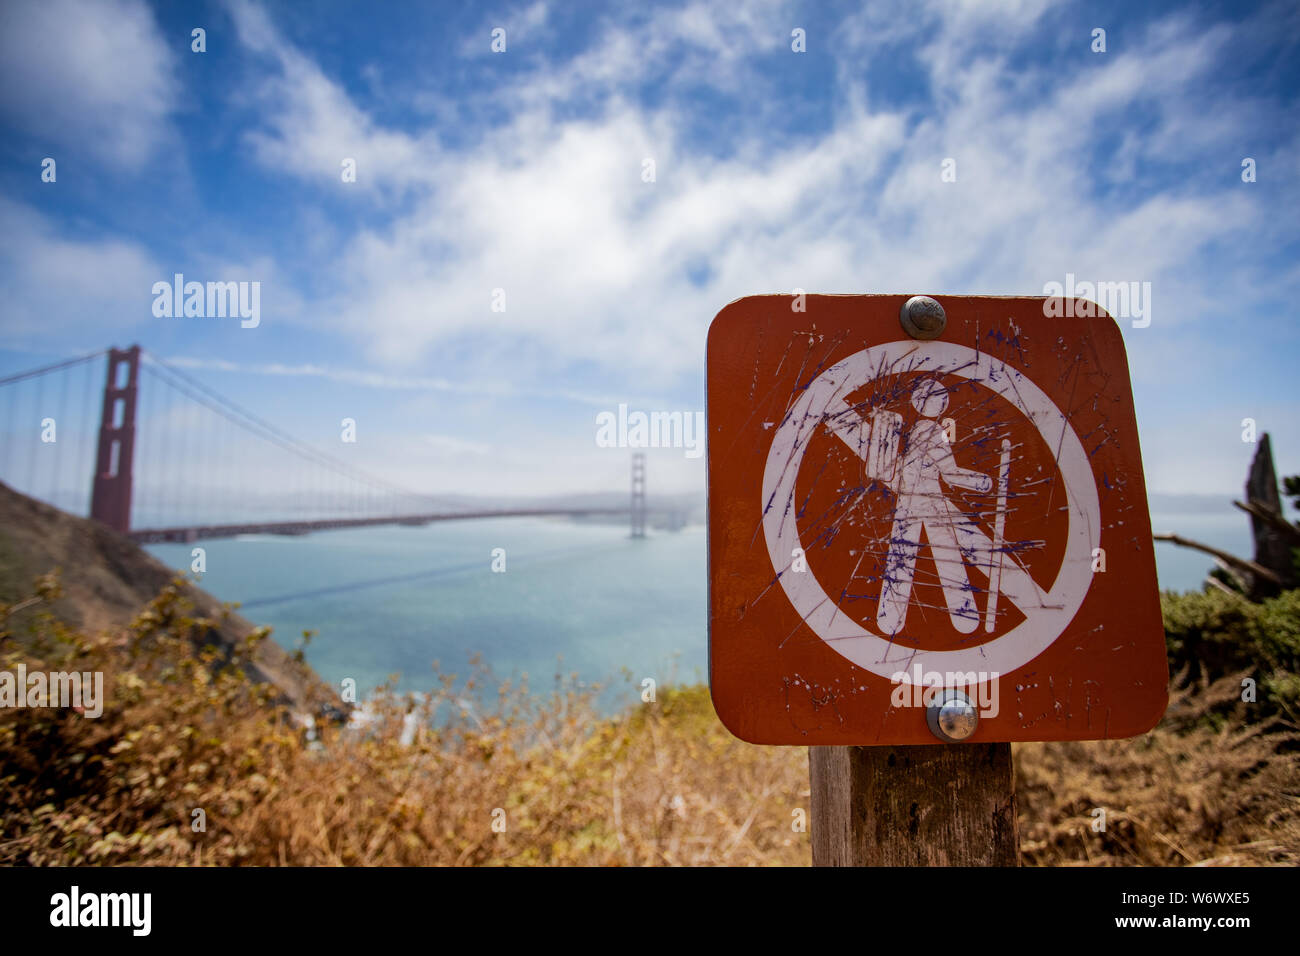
left=127, top=508, right=637, bottom=543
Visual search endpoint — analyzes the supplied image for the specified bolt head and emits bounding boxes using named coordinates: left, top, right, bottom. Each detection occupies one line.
left=900, top=295, right=947, bottom=340
left=927, top=690, right=979, bottom=742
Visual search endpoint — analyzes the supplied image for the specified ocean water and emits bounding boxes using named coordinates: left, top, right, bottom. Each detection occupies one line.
left=1149, top=510, right=1256, bottom=594
left=146, top=518, right=708, bottom=710
left=143, top=510, right=1253, bottom=709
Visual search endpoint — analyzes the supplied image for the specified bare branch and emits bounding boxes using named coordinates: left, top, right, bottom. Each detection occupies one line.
left=1232, top=499, right=1300, bottom=545
left=1152, top=533, right=1284, bottom=586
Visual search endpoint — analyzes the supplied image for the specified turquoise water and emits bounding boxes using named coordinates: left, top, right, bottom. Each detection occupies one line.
left=143, top=510, right=1249, bottom=709
left=146, top=519, right=707, bottom=710
left=1150, top=510, right=1255, bottom=594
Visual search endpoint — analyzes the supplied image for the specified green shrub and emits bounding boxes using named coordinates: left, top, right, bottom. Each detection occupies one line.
left=1161, top=587, right=1300, bottom=722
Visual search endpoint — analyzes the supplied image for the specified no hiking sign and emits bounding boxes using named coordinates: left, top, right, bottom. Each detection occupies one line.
left=706, top=294, right=1168, bottom=746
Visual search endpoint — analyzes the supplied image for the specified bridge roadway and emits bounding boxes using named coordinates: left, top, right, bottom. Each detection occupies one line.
left=127, top=507, right=641, bottom=544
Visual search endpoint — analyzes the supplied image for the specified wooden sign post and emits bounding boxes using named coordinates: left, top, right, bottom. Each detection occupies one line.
left=810, top=745, right=1017, bottom=866
left=706, top=294, right=1167, bottom=866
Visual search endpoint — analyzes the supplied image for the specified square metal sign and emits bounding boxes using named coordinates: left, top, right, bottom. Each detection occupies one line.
left=706, top=294, right=1168, bottom=745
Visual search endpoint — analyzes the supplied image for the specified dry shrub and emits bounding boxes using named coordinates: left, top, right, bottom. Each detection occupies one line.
left=2, top=577, right=1296, bottom=866
left=1, top=578, right=808, bottom=866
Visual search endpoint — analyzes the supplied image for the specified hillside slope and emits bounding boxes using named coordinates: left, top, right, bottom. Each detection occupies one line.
left=0, top=482, right=326, bottom=712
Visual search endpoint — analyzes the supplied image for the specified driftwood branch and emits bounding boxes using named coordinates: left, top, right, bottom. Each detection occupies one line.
left=1233, top=499, right=1300, bottom=546
left=1204, top=574, right=1240, bottom=598
left=1152, top=533, right=1284, bottom=587
left=1211, top=557, right=1250, bottom=594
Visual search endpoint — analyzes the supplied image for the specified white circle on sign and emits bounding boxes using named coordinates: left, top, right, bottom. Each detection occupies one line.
left=761, top=340, right=1100, bottom=679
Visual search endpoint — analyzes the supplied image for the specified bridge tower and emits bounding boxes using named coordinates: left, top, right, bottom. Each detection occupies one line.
left=630, top=452, right=646, bottom=539
left=89, top=345, right=141, bottom=534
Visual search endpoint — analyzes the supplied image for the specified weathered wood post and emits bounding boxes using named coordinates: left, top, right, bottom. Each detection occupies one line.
left=809, top=744, right=1018, bottom=866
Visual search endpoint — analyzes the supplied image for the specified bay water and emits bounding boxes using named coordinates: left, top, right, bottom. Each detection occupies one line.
left=144, top=510, right=1252, bottom=711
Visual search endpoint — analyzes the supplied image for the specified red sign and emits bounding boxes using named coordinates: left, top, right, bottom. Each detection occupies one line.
left=707, top=295, right=1168, bottom=745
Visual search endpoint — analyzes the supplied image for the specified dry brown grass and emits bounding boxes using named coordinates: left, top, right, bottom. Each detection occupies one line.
left=1, top=578, right=809, bottom=865
left=1017, top=672, right=1299, bottom=866
left=1, top=577, right=1296, bottom=866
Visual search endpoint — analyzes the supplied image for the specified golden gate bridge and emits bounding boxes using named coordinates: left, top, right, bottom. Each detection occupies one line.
left=0, top=345, right=654, bottom=543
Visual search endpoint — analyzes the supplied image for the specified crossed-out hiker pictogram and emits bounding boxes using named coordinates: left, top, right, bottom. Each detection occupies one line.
left=824, top=376, right=1032, bottom=639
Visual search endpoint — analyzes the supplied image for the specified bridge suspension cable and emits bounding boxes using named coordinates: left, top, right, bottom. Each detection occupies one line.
left=131, top=349, right=459, bottom=531
left=141, top=351, right=446, bottom=495
left=0, top=348, right=106, bottom=516
left=1, top=344, right=647, bottom=541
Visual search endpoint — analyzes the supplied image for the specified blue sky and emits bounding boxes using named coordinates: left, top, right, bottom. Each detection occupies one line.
left=1, top=0, right=1298, bottom=499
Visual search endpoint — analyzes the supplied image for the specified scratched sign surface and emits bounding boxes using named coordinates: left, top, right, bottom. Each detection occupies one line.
left=706, top=295, right=1168, bottom=745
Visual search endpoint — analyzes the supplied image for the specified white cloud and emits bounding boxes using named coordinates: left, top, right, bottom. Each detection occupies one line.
left=0, top=200, right=160, bottom=342
left=458, top=0, right=550, bottom=58
left=224, top=0, right=439, bottom=194
left=221, top=0, right=1279, bottom=393
left=0, top=0, right=178, bottom=169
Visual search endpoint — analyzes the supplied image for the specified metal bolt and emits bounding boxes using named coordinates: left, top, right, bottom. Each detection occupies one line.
left=900, top=295, right=946, bottom=340
left=927, top=689, right=979, bottom=742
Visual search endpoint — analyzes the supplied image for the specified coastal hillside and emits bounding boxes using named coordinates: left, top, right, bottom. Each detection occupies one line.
left=0, top=482, right=326, bottom=712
